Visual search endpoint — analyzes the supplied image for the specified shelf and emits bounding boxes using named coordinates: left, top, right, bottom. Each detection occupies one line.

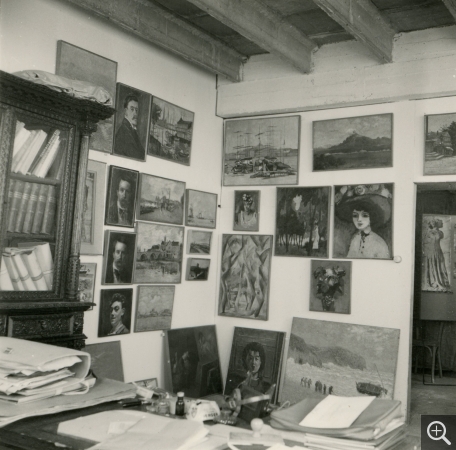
left=10, top=172, right=61, bottom=186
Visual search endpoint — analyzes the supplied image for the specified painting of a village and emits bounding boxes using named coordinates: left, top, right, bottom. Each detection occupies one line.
left=275, top=187, right=330, bottom=258
left=186, top=189, right=217, bottom=229
left=134, top=285, right=175, bottom=332
left=425, top=113, right=456, bottom=175
left=148, top=96, right=194, bottom=166
left=137, top=174, right=185, bottom=225
left=187, top=230, right=212, bottom=254
left=281, top=318, right=400, bottom=405
left=223, top=116, right=300, bottom=186
left=313, top=114, right=393, bottom=171
left=134, top=222, right=184, bottom=284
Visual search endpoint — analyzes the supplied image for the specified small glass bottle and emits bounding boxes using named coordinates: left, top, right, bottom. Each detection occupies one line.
left=175, top=391, right=185, bottom=416
left=157, top=393, right=169, bottom=415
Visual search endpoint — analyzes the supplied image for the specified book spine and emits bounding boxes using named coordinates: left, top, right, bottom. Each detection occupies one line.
left=20, top=250, right=48, bottom=290
left=11, top=253, right=37, bottom=291
left=15, top=120, right=25, bottom=137
left=6, top=180, right=16, bottom=229
left=12, top=130, right=38, bottom=173
left=22, top=183, right=40, bottom=234
left=14, top=182, right=32, bottom=232
left=31, top=184, right=49, bottom=234
left=2, top=253, right=24, bottom=291
left=16, top=242, right=54, bottom=289
left=40, top=185, right=57, bottom=235
left=12, top=127, right=31, bottom=158
left=31, top=130, right=60, bottom=176
left=0, top=256, right=14, bottom=291
left=17, top=130, right=48, bottom=175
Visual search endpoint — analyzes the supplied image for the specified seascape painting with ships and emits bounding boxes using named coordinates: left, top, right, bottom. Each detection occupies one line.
left=185, top=190, right=217, bottom=229
left=223, top=116, right=300, bottom=186
left=281, top=318, right=400, bottom=405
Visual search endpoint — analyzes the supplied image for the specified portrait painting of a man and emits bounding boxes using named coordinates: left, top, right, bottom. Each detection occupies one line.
left=105, top=166, right=138, bottom=228
left=98, top=289, right=132, bottom=337
left=102, top=230, right=136, bottom=285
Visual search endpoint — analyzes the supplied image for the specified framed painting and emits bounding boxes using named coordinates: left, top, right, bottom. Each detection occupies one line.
left=186, top=258, right=210, bottom=281
left=310, top=260, right=352, bottom=314
left=134, top=222, right=184, bottom=284
left=113, top=83, right=151, bottom=161
left=313, top=114, right=393, bottom=172
left=185, top=189, right=217, bottom=229
left=186, top=230, right=212, bottom=255
left=137, top=173, right=185, bottom=225
left=134, top=285, right=175, bottom=332
left=421, top=214, right=453, bottom=293
left=218, top=234, right=272, bottom=321
left=84, top=341, right=124, bottom=381
left=77, top=263, right=97, bottom=308
left=98, top=288, right=133, bottom=337
left=135, top=378, right=158, bottom=389
left=281, top=318, right=400, bottom=404
left=275, top=186, right=330, bottom=258
left=148, top=96, right=194, bottom=166
left=56, top=41, right=117, bottom=153
left=105, top=166, right=139, bottom=228
left=224, top=327, right=285, bottom=420
left=333, top=184, right=394, bottom=260
left=81, top=160, right=106, bottom=255
left=102, top=230, right=137, bottom=285
left=166, top=325, right=223, bottom=397
left=233, top=190, right=260, bottom=232
left=424, top=113, right=456, bottom=175
left=223, top=116, right=300, bottom=186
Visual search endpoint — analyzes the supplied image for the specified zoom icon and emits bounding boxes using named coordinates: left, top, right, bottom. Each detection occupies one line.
left=422, top=416, right=456, bottom=449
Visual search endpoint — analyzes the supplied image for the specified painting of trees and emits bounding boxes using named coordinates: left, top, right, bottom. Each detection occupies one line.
left=275, top=187, right=330, bottom=257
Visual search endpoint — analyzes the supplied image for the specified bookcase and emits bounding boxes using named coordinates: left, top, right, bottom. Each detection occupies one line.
left=0, top=70, right=114, bottom=349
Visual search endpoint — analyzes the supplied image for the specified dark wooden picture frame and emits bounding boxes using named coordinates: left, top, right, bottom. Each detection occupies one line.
left=185, top=189, right=217, bottom=229
left=98, top=288, right=133, bottom=337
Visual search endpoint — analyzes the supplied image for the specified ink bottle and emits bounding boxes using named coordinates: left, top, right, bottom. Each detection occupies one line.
left=175, top=392, right=185, bottom=416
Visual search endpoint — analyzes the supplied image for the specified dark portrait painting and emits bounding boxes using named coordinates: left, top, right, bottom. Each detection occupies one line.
left=105, top=166, right=139, bottom=228
left=98, top=289, right=133, bottom=338
left=234, top=190, right=260, bottom=232
left=113, top=83, right=151, bottom=161
left=102, top=230, right=137, bottom=285
left=166, top=325, right=223, bottom=397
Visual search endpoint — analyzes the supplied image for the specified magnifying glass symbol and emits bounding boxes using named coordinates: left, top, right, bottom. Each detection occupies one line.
left=427, top=421, right=452, bottom=445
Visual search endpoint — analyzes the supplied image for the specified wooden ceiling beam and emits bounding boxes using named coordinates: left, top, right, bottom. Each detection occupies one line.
left=313, top=0, right=396, bottom=63
left=61, top=0, right=245, bottom=82
left=185, top=0, right=317, bottom=73
left=442, top=0, right=456, bottom=19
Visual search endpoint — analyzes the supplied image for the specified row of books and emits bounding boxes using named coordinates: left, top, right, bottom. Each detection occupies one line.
left=0, top=242, right=54, bottom=291
left=6, top=180, right=57, bottom=235
left=12, top=120, right=64, bottom=179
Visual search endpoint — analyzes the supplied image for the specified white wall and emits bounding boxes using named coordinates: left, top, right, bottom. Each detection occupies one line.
left=0, top=0, right=223, bottom=386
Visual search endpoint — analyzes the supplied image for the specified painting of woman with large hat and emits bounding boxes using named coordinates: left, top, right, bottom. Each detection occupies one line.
left=334, top=184, right=393, bottom=259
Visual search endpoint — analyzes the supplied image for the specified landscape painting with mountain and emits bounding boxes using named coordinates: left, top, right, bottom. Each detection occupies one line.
left=313, top=114, right=393, bottom=172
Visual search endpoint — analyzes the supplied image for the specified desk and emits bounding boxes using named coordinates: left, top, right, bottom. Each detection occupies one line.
left=0, top=401, right=421, bottom=450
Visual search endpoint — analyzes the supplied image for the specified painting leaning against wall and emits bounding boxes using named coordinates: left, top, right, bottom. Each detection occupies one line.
left=275, top=186, right=330, bottom=258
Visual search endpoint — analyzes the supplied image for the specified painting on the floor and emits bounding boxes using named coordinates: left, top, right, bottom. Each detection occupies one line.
left=218, top=234, right=272, bottom=321
left=310, top=260, right=351, bottom=314
left=186, top=230, right=212, bottom=255
left=137, top=173, right=185, bottom=225
left=333, top=183, right=393, bottom=260
left=234, top=190, right=260, bottom=232
left=275, top=186, right=330, bottom=258
left=424, top=113, right=456, bottom=175
left=134, top=222, right=184, bottom=284
left=421, top=214, right=453, bottom=293
left=313, top=114, right=393, bottom=171
left=166, top=325, right=223, bottom=397
left=223, top=116, right=300, bottom=186
left=185, top=189, right=217, bottom=229
left=281, top=318, right=400, bottom=405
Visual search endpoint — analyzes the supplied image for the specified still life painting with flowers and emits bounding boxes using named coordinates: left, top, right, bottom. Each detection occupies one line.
left=310, top=260, right=351, bottom=314
left=333, top=183, right=393, bottom=260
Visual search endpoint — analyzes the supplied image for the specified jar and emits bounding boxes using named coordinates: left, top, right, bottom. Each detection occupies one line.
left=157, top=394, right=169, bottom=415
left=175, top=391, right=185, bottom=416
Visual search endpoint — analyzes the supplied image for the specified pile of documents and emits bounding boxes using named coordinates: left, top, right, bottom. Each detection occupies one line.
left=0, top=337, right=136, bottom=427
left=270, top=395, right=407, bottom=450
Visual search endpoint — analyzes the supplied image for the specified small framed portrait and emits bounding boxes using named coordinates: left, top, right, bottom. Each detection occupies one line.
left=185, top=189, right=217, bottom=229
left=105, top=166, right=139, bottom=228
left=134, top=285, right=175, bottom=332
left=98, top=288, right=133, bottom=337
left=187, top=230, right=212, bottom=254
left=186, top=258, right=210, bottom=281
left=137, top=173, right=185, bottom=225
left=233, top=190, right=260, bottom=232
left=77, top=263, right=97, bottom=308
left=310, top=260, right=352, bottom=314
left=102, top=230, right=137, bottom=285
left=113, top=83, right=151, bottom=161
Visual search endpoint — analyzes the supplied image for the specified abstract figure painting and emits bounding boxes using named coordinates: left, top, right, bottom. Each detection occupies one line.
left=185, top=189, right=217, bottom=229
left=421, top=214, right=453, bottom=293
left=148, top=96, right=194, bottom=166
left=223, top=116, right=300, bottom=186
left=234, top=190, right=260, bottom=232
left=281, top=318, right=400, bottom=405
left=135, top=285, right=175, bottom=332
left=313, top=114, right=393, bottom=172
left=333, top=184, right=393, bottom=260
left=166, top=325, right=223, bottom=397
left=218, top=234, right=272, bottom=321
left=275, top=187, right=330, bottom=258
